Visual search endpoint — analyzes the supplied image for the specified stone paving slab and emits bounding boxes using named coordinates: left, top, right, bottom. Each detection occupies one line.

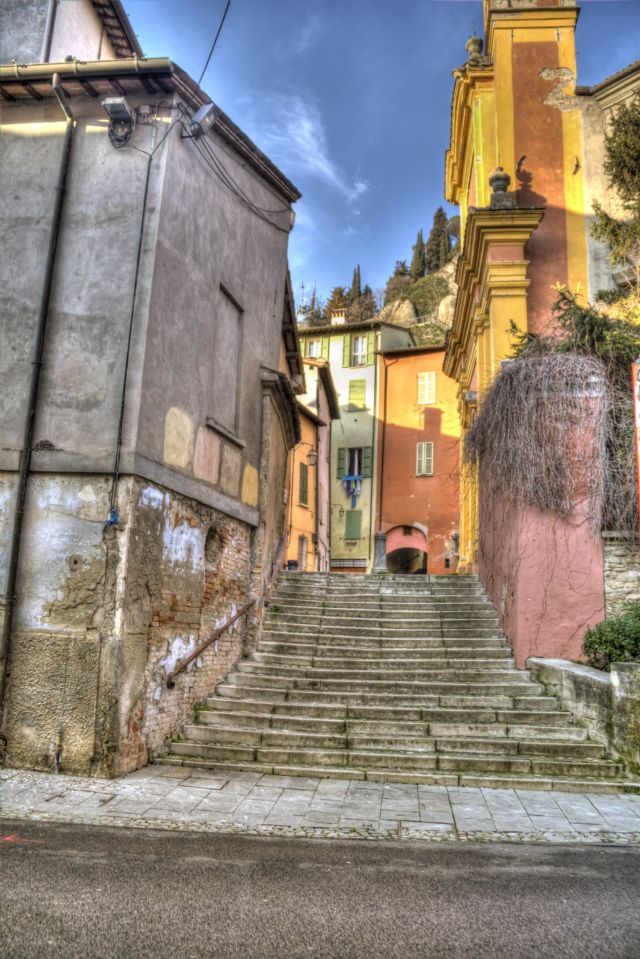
left=2, top=766, right=640, bottom=845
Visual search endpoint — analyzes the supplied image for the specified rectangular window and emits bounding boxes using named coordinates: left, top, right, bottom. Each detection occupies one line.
left=344, top=510, right=362, bottom=541
left=299, top=461, right=308, bottom=506
left=298, top=535, right=308, bottom=571
left=307, top=339, right=321, bottom=358
left=347, top=447, right=362, bottom=475
left=351, top=335, right=367, bottom=366
left=418, top=371, right=436, bottom=405
left=348, top=379, right=366, bottom=410
left=416, top=441, right=434, bottom=476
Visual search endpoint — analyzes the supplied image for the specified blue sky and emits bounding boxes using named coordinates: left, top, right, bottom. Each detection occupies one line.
left=126, top=0, right=640, bottom=306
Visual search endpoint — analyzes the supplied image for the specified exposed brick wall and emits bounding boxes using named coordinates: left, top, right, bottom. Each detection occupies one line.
left=117, top=479, right=253, bottom=774
left=603, top=535, right=640, bottom=620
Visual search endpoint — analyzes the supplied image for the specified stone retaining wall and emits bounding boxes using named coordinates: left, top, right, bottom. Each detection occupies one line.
left=603, top=535, right=640, bottom=619
left=528, top=658, right=640, bottom=776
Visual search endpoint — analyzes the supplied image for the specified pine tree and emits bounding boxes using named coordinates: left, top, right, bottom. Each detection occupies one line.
left=425, top=207, right=450, bottom=273
left=591, top=93, right=640, bottom=285
left=410, top=229, right=426, bottom=280
left=350, top=265, right=362, bottom=302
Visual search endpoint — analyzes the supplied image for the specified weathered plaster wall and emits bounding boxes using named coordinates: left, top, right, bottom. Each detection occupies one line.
left=116, top=478, right=252, bottom=775
left=603, top=535, right=640, bottom=619
left=0, top=0, right=49, bottom=63
left=48, top=0, right=116, bottom=62
left=1, top=472, right=128, bottom=774
left=479, top=488, right=605, bottom=668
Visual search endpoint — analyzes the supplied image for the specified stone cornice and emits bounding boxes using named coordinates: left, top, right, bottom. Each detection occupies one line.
left=485, top=6, right=579, bottom=58
left=445, top=65, right=494, bottom=206
left=443, top=208, right=544, bottom=380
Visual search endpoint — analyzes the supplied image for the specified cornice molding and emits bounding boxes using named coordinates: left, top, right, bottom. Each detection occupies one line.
left=445, top=66, right=495, bottom=205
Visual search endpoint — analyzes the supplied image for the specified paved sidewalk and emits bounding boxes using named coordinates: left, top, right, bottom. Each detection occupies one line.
left=2, top=765, right=640, bottom=844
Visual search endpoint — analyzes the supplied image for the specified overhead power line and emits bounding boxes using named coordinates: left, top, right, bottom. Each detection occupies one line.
left=197, top=0, right=232, bottom=87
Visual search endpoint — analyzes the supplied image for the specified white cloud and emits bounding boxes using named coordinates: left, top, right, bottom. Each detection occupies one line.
left=240, top=93, right=369, bottom=200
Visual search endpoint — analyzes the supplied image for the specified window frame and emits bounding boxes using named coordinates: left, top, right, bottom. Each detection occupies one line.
left=416, top=441, right=434, bottom=477
left=418, top=371, right=436, bottom=405
left=351, top=334, right=368, bottom=367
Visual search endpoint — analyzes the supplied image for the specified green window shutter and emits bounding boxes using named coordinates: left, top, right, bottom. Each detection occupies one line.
left=342, top=335, right=351, bottom=367
left=321, top=336, right=329, bottom=360
left=348, top=379, right=366, bottom=410
left=362, top=446, right=373, bottom=478
left=345, top=510, right=362, bottom=541
left=337, top=447, right=346, bottom=479
left=299, top=336, right=307, bottom=356
left=299, top=462, right=308, bottom=505
left=366, top=330, right=375, bottom=366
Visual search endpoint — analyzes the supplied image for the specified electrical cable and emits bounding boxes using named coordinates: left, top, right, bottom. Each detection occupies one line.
left=199, top=135, right=291, bottom=215
left=185, top=126, right=290, bottom=234
left=197, top=0, right=231, bottom=87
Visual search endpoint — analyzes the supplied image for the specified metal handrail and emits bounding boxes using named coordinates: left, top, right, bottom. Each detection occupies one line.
left=165, top=527, right=289, bottom=689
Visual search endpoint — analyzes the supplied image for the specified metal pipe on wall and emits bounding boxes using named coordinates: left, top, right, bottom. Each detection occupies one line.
left=0, top=74, right=75, bottom=758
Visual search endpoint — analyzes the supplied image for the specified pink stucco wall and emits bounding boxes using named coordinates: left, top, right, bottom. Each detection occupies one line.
left=479, top=488, right=605, bottom=668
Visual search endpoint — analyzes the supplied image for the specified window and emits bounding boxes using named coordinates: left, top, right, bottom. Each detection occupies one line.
left=348, top=379, right=366, bottom=410
left=344, top=510, right=362, bottom=541
left=307, top=339, right=321, bottom=358
left=351, top=335, right=367, bottom=366
left=342, top=331, right=375, bottom=368
left=337, top=446, right=373, bottom=478
left=299, top=462, right=308, bottom=506
left=418, top=371, right=436, bottom=405
left=416, top=441, right=434, bottom=476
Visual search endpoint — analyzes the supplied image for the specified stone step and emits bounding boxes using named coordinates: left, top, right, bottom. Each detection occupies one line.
left=156, top=755, right=640, bottom=795
left=185, top=722, right=601, bottom=758
left=168, top=741, right=621, bottom=779
left=216, top=682, right=543, bottom=703
left=253, top=653, right=514, bottom=669
left=204, top=697, right=564, bottom=722
left=262, top=631, right=508, bottom=648
left=231, top=667, right=530, bottom=686
left=258, top=646, right=512, bottom=662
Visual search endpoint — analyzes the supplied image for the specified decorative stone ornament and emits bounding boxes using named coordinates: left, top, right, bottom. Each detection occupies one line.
left=489, top=167, right=517, bottom=210
left=465, top=35, right=484, bottom=64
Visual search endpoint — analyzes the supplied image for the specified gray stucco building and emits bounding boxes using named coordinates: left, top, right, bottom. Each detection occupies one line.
left=0, top=0, right=302, bottom=775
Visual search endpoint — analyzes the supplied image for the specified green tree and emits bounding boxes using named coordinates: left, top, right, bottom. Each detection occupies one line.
left=406, top=274, right=450, bottom=321
left=425, top=207, right=451, bottom=273
left=591, top=93, right=640, bottom=284
left=350, top=265, right=362, bottom=302
left=410, top=229, right=426, bottom=280
left=348, top=283, right=377, bottom=322
left=323, top=285, right=350, bottom=321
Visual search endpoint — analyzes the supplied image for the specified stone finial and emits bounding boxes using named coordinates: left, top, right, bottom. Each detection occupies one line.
left=489, top=167, right=516, bottom=210
left=465, top=35, right=484, bottom=64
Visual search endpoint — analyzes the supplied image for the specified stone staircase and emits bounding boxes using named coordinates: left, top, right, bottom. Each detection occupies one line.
left=161, top=573, right=639, bottom=794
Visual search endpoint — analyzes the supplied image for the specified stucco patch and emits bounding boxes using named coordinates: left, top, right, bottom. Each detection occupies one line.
left=241, top=463, right=259, bottom=508
left=163, top=407, right=194, bottom=471
left=220, top=445, right=242, bottom=497
left=194, top=427, right=221, bottom=485
left=540, top=67, right=578, bottom=112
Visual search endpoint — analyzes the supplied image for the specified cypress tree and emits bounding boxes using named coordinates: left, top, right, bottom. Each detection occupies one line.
left=350, top=264, right=362, bottom=302
left=425, top=207, right=450, bottom=273
left=410, top=229, right=426, bottom=280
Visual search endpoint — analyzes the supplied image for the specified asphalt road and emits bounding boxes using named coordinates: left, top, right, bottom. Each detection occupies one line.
left=1, top=819, right=639, bottom=959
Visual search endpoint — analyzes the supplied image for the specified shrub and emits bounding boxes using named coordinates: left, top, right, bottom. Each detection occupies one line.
left=582, top=601, right=640, bottom=669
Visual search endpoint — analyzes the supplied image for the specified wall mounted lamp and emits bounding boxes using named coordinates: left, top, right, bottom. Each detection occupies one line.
left=102, top=96, right=135, bottom=148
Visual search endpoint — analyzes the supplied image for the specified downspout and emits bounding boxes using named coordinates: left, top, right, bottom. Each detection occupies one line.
left=0, top=74, right=75, bottom=758
left=377, top=355, right=398, bottom=529
left=315, top=374, right=321, bottom=570
left=40, top=0, right=58, bottom=63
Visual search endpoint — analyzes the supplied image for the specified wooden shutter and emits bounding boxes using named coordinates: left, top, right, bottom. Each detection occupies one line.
left=345, top=510, right=362, bottom=540
left=337, top=447, right=346, bottom=478
left=299, top=462, right=308, bottom=505
left=321, top=336, right=329, bottom=360
left=418, top=371, right=436, bottom=404
left=299, top=336, right=307, bottom=356
left=416, top=442, right=434, bottom=476
left=342, top=335, right=351, bottom=367
left=366, top=330, right=375, bottom=366
left=362, top=446, right=373, bottom=477
left=348, top=379, right=366, bottom=409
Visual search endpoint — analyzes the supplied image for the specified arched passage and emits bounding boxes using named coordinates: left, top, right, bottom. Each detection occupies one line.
left=385, top=525, right=428, bottom=574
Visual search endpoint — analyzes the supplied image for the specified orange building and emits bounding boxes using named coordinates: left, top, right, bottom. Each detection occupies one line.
left=376, top=346, right=461, bottom=575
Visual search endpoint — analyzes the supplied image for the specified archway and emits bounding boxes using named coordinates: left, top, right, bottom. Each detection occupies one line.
left=385, top=525, right=428, bottom=574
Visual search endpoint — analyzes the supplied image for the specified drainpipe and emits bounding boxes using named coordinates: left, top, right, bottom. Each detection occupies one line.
left=40, top=0, right=58, bottom=63
left=367, top=339, right=379, bottom=569
left=0, top=74, right=75, bottom=759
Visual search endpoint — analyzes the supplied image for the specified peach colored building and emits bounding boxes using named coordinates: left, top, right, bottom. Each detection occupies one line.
left=376, top=347, right=461, bottom=575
